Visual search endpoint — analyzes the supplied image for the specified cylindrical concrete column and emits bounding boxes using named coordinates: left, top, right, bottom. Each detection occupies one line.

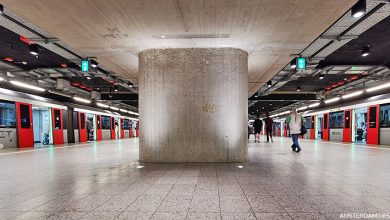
left=139, top=48, right=248, bottom=162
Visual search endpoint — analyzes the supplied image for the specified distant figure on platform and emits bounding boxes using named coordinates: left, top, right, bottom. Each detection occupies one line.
left=253, top=116, right=263, bottom=143
left=115, top=121, right=119, bottom=139
left=286, top=109, right=304, bottom=153
left=265, top=113, right=273, bottom=143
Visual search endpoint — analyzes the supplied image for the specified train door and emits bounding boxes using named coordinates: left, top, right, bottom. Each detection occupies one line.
left=367, top=105, right=379, bottom=145
left=322, top=113, right=329, bottom=141
left=96, top=115, right=102, bottom=141
left=111, top=117, right=116, bottom=139
left=379, top=104, right=390, bottom=145
left=310, top=116, right=315, bottom=139
left=86, top=113, right=95, bottom=141
left=16, top=102, right=34, bottom=148
left=354, top=107, right=367, bottom=144
left=316, top=115, right=322, bottom=139
left=123, top=119, right=130, bottom=138
left=78, top=112, right=87, bottom=142
left=32, top=105, right=52, bottom=147
left=52, top=108, right=64, bottom=145
left=73, top=111, right=79, bottom=143
left=343, top=110, right=352, bottom=143
left=130, top=120, right=133, bottom=138
left=120, top=118, right=125, bottom=139
left=136, top=121, right=139, bottom=137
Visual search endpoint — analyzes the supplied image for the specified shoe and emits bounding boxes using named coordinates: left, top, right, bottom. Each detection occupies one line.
left=295, top=148, right=301, bottom=153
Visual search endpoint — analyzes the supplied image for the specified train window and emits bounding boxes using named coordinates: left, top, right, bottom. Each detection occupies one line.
left=73, top=111, right=79, bottom=129
left=80, top=113, right=86, bottom=129
left=62, top=110, right=67, bottom=129
left=380, top=104, right=390, bottom=127
left=324, top=114, right=328, bottom=129
left=101, top=116, right=110, bottom=129
left=330, top=111, right=344, bottom=129
left=345, top=111, right=350, bottom=129
left=96, top=115, right=101, bottom=129
left=20, top=104, right=30, bottom=128
left=0, top=101, right=16, bottom=128
left=311, top=116, right=315, bottom=129
left=304, top=116, right=310, bottom=129
left=123, top=119, right=130, bottom=130
left=369, top=106, right=377, bottom=128
left=54, top=109, right=62, bottom=129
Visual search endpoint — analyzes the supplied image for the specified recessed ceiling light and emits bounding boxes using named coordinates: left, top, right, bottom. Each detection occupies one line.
left=136, top=165, right=145, bottom=169
left=319, top=74, right=324, bottom=80
left=235, top=165, right=244, bottom=169
left=29, top=44, right=39, bottom=56
left=0, top=4, right=3, bottom=15
left=267, top=80, right=272, bottom=88
left=351, top=0, right=366, bottom=18
left=86, top=76, right=91, bottom=80
left=297, top=86, right=301, bottom=92
left=290, top=58, right=297, bottom=69
left=114, top=85, right=119, bottom=92
left=161, top=35, right=166, bottom=39
left=361, top=46, right=370, bottom=57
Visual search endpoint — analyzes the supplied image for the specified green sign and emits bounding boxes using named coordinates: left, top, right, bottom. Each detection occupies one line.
left=297, top=57, right=306, bottom=70
left=81, top=60, right=89, bottom=72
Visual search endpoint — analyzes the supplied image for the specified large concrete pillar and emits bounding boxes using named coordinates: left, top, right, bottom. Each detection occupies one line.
left=139, top=48, right=248, bottom=162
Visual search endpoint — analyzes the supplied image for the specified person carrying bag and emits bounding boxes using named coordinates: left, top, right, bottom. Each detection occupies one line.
left=286, top=109, right=305, bottom=153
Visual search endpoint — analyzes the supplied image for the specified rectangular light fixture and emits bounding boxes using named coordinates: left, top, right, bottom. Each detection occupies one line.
left=324, top=97, right=340, bottom=104
left=342, top=90, right=363, bottom=99
left=366, top=82, right=390, bottom=93
left=298, top=106, right=308, bottom=111
left=10, top=80, right=45, bottom=92
left=308, top=103, right=320, bottom=108
left=127, top=111, right=139, bottom=115
left=0, top=77, right=4, bottom=81
left=73, top=96, right=91, bottom=104
left=120, top=109, right=127, bottom=113
left=110, top=106, right=119, bottom=111
left=97, top=103, right=109, bottom=108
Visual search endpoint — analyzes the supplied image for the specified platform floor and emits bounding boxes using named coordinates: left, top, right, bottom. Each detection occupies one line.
left=0, top=137, right=390, bottom=220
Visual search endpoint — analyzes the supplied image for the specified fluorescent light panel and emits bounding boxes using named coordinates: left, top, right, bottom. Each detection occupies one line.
left=10, top=80, right=45, bottom=92
left=366, top=83, right=390, bottom=93
left=298, top=106, right=308, bottom=111
left=110, top=106, right=119, bottom=111
left=73, top=96, right=91, bottom=104
left=342, top=90, right=363, bottom=99
left=97, top=103, right=109, bottom=108
left=308, top=103, right=320, bottom=108
left=324, top=97, right=340, bottom=104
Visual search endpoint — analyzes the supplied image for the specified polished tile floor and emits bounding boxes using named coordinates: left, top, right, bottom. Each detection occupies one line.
left=0, top=137, right=390, bottom=220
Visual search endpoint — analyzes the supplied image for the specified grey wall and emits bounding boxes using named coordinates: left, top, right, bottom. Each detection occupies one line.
left=139, top=48, right=248, bottom=162
left=0, top=128, right=17, bottom=149
left=102, top=130, right=111, bottom=140
left=330, top=128, right=344, bottom=142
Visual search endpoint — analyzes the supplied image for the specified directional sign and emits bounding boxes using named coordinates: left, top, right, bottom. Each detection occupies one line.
left=81, top=60, right=89, bottom=72
left=297, top=57, right=306, bottom=70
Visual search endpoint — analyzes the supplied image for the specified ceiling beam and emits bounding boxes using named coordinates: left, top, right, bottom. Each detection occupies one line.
left=249, top=93, right=317, bottom=101
left=100, top=93, right=138, bottom=101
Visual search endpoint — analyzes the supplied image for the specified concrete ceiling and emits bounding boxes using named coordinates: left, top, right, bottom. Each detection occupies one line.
left=1, top=0, right=356, bottom=95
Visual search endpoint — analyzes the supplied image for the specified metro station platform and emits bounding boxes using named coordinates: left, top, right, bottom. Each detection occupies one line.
left=0, top=137, right=389, bottom=220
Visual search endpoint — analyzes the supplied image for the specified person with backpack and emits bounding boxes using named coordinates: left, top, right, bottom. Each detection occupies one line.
left=253, top=116, right=263, bottom=143
left=286, top=109, right=305, bottom=153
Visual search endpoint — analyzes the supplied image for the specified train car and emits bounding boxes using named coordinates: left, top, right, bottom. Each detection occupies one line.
left=0, top=88, right=138, bottom=149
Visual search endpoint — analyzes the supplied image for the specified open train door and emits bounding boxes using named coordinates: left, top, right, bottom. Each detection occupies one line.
left=78, top=112, right=87, bottom=142
left=367, top=105, right=379, bottom=145
left=111, top=117, right=116, bottom=139
left=343, top=110, right=352, bottom=143
left=96, top=115, right=102, bottom=141
left=120, top=118, right=125, bottom=139
left=52, top=108, right=64, bottom=145
left=16, top=102, right=34, bottom=148
left=322, top=113, right=329, bottom=141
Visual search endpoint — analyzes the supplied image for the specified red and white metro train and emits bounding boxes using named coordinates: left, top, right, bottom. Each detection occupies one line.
left=0, top=88, right=139, bottom=149
left=273, top=93, right=390, bottom=146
